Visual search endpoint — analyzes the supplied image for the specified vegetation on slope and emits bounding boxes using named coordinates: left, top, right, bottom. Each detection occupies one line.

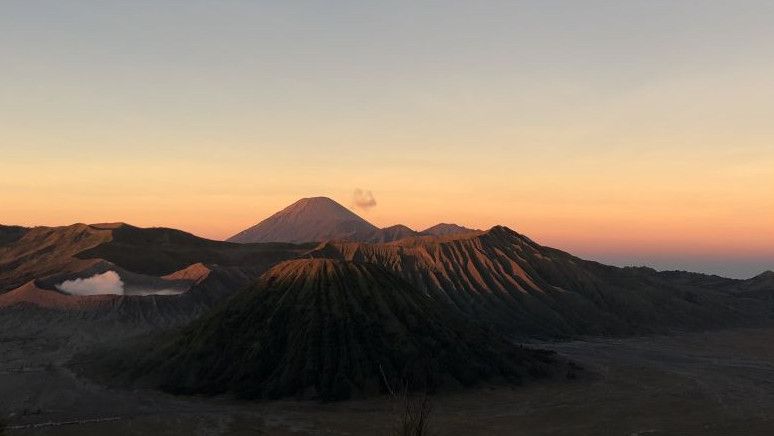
left=307, top=226, right=763, bottom=337
left=101, top=259, right=560, bottom=401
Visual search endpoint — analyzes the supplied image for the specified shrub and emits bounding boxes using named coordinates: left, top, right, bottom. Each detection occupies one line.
left=392, top=390, right=433, bottom=436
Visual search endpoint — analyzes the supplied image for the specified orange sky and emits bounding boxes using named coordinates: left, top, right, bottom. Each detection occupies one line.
left=2, top=2, right=773, bottom=277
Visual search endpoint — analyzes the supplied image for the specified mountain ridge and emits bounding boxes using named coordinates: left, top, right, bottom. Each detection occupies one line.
left=421, top=222, right=479, bottom=236
left=305, top=225, right=764, bottom=337
left=93, top=258, right=564, bottom=400
left=227, top=197, right=381, bottom=244
left=227, top=197, right=480, bottom=244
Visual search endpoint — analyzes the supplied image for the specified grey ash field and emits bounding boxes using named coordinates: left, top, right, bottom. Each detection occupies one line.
left=2, top=197, right=774, bottom=435
left=5, top=317, right=774, bottom=435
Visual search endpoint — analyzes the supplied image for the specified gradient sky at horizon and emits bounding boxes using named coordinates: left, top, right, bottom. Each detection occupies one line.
left=2, top=1, right=773, bottom=278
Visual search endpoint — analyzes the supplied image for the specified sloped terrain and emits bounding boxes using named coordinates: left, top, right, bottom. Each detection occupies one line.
left=306, top=226, right=766, bottom=337
left=227, top=197, right=382, bottom=244
left=0, top=224, right=28, bottom=245
left=734, top=270, right=774, bottom=293
left=420, top=223, right=478, bottom=236
left=101, top=259, right=562, bottom=400
left=3, top=208, right=773, bottom=408
left=227, top=196, right=476, bottom=244
left=2, top=219, right=770, bottom=336
left=0, top=222, right=311, bottom=293
left=376, top=224, right=419, bottom=242
left=0, top=223, right=313, bottom=324
left=0, top=224, right=113, bottom=293
left=78, top=223, right=313, bottom=276
left=8, top=314, right=774, bottom=435
left=0, top=263, right=269, bottom=326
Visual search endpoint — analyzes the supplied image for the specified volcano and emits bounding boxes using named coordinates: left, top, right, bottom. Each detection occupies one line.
left=0, top=222, right=311, bottom=322
left=227, top=197, right=382, bottom=244
left=228, top=197, right=486, bottom=244
left=110, top=259, right=561, bottom=400
left=307, top=226, right=760, bottom=337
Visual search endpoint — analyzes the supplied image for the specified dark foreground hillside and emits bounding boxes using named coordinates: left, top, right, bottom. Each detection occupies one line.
left=89, top=259, right=565, bottom=401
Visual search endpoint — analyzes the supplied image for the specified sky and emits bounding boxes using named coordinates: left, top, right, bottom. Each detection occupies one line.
left=1, top=1, right=773, bottom=278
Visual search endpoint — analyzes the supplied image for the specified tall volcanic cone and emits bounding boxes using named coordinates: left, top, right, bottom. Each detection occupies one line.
left=109, top=259, right=560, bottom=400
left=227, top=197, right=381, bottom=244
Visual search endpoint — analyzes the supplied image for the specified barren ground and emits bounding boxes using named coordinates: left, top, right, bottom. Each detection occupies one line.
left=2, top=311, right=774, bottom=435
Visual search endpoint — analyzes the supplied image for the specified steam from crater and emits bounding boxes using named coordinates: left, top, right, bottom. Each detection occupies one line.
left=56, top=271, right=124, bottom=296
left=352, top=189, right=377, bottom=211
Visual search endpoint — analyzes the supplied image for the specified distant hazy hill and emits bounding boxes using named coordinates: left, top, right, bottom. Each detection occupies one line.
left=375, top=224, right=419, bottom=242
left=105, top=259, right=562, bottom=400
left=420, top=223, right=478, bottom=236
left=728, top=271, right=774, bottom=301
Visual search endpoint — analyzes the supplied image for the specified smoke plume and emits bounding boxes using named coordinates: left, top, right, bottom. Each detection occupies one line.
left=56, top=270, right=125, bottom=296
left=352, top=189, right=377, bottom=211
